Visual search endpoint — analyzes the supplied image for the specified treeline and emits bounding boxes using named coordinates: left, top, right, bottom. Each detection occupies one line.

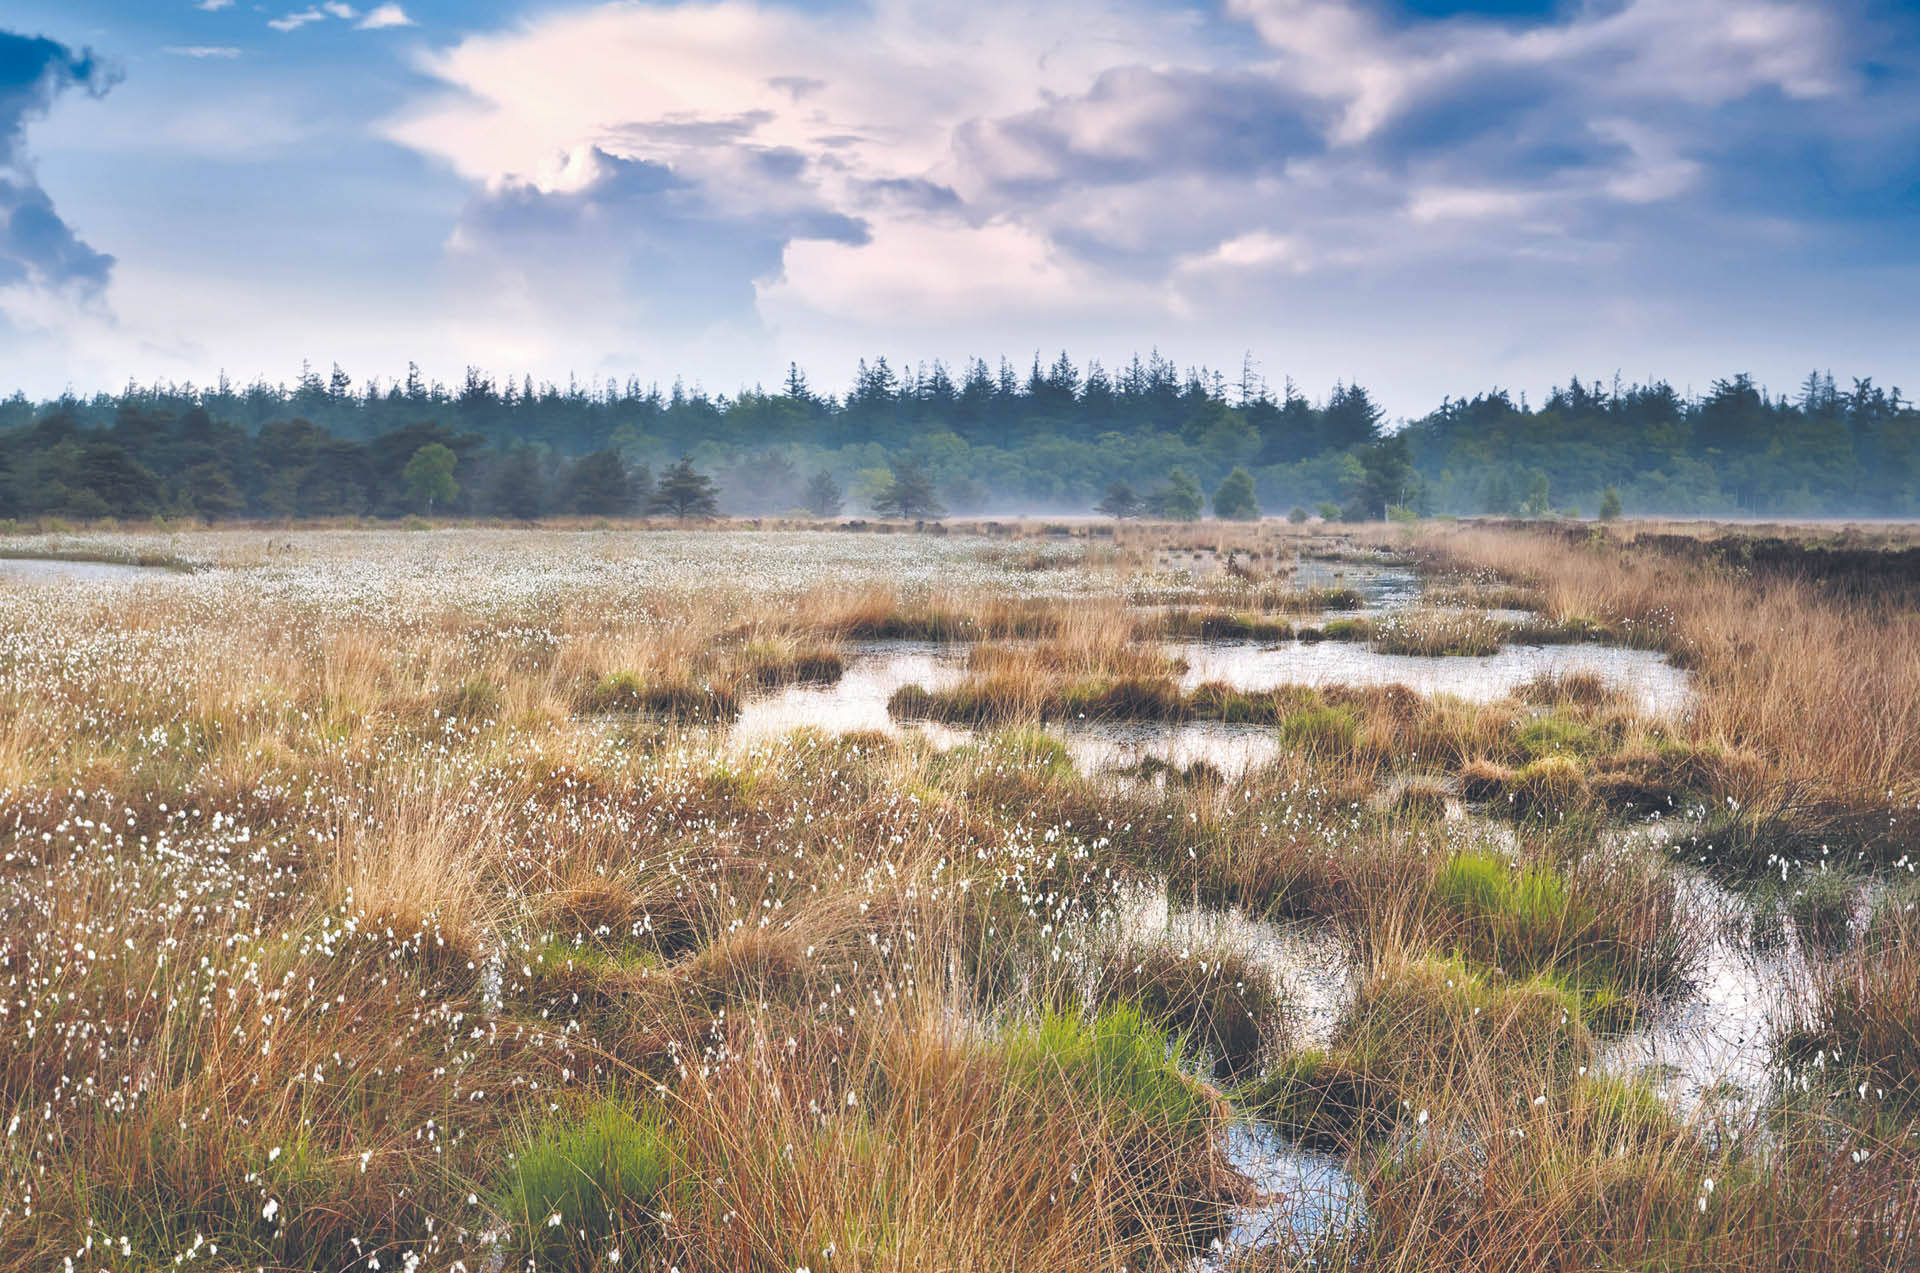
left=1, top=357, right=1915, bottom=522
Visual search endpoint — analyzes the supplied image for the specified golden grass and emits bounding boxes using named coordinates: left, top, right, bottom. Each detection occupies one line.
left=2, top=522, right=1917, bottom=1271
left=1418, top=523, right=1920, bottom=807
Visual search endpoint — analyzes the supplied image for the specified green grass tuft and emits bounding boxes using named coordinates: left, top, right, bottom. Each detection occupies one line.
left=503, top=1098, right=675, bottom=1272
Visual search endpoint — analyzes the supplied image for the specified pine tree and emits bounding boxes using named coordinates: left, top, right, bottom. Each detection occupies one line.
left=803, top=469, right=844, bottom=517
left=872, top=456, right=945, bottom=519
left=1094, top=480, right=1141, bottom=519
left=647, top=456, right=720, bottom=519
left=561, top=449, right=634, bottom=515
left=487, top=445, right=544, bottom=520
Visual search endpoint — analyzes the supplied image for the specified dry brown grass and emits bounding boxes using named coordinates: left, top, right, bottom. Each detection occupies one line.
left=3, top=522, right=1917, bottom=1272
left=1418, top=523, right=1920, bottom=809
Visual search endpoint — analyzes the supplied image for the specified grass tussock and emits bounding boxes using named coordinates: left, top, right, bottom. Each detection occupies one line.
left=1086, top=937, right=1289, bottom=1076
left=1419, top=522, right=1920, bottom=840
left=1784, top=886, right=1920, bottom=1106
left=1370, top=607, right=1507, bottom=656
left=504, top=1098, right=677, bottom=1271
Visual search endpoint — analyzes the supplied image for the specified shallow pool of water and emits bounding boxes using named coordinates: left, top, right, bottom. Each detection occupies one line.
left=734, top=647, right=1306, bottom=777
left=1173, top=638, right=1692, bottom=715
left=1600, top=871, right=1816, bottom=1114
left=1291, top=558, right=1422, bottom=610
left=0, top=557, right=174, bottom=583
left=732, top=641, right=968, bottom=740
left=1204, top=1122, right=1365, bottom=1266
left=1122, top=884, right=1355, bottom=1049
left=1119, top=885, right=1365, bottom=1264
left=1063, top=722, right=1284, bottom=780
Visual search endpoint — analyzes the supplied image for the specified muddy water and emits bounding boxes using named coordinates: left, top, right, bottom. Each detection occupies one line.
left=0, top=557, right=174, bottom=583
left=1174, top=638, right=1692, bottom=715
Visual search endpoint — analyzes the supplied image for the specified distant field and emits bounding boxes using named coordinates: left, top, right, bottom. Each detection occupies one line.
left=1, top=520, right=1915, bottom=1271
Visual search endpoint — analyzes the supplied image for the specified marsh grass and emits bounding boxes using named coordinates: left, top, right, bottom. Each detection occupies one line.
left=1419, top=523, right=1920, bottom=825
left=5, top=522, right=1918, bottom=1272
left=1370, top=608, right=1506, bottom=656
left=504, top=1098, right=677, bottom=1271
left=579, top=670, right=743, bottom=720
left=1427, top=847, right=1690, bottom=1020
left=1085, top=937, right=1290, bottom=1076
left=1784, top=885, right=1920, bottom=1107
left=1247, top=954, right=1593, bottom=1152
left=1155, top=609, right=1295, bottom=641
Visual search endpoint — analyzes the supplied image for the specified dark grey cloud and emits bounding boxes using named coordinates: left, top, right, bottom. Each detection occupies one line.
left=459, top=148, right=866, bottom=325
left=856, top=177, right=964, bottom=213
left=1, top=30, right=117, bottom=293
left=958, top=66, right=1327, bottom=198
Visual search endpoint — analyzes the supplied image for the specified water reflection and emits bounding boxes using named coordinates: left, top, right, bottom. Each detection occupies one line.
left=1291, top=558, right=1422, bottom=611
left=1174, top=638, right=1692, bottom=715
left=732, top=640, right=967, bottom=739
left=1601, top=869, right=1816, bottom=1115
left=1122, top=884, right=1354, bottom=1048
left=1118, top=886, right=1365, bottom=1263
left=1207, top=1122, right=1364, bottom=1264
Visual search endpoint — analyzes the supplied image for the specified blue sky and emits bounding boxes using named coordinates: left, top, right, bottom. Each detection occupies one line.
left=1, top=0, right=1916, bottom=415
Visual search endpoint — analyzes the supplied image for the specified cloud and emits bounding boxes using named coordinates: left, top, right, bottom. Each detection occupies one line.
left=195, top=1, right=235, bottom=10
left=268, top=9, right=327, bottom=32
left=386, top=1, right=1902, bottom=343
left=0, top=31, right=118, bottom=295
left=270, top=3, right=411, bottom=34
left=358, top=4, right=413, bottom=30
left=163, top=46, right=243, bottom=59
left=451, top=144, right=867, bottom=330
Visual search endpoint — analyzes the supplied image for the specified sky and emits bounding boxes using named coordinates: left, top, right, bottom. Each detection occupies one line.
left=1, top=0, right=1916, bottom=417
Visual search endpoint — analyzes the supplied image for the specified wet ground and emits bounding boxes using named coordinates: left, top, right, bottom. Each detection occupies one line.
left=0, top=557, right=175, bottom=583
left=734, top=624, right=1693, bottom=779
left=1173, top=638, right=1691, bottom=715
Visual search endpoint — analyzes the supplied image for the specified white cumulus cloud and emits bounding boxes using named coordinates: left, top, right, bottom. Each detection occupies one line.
left=358, top=4, right=414, bottom=30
